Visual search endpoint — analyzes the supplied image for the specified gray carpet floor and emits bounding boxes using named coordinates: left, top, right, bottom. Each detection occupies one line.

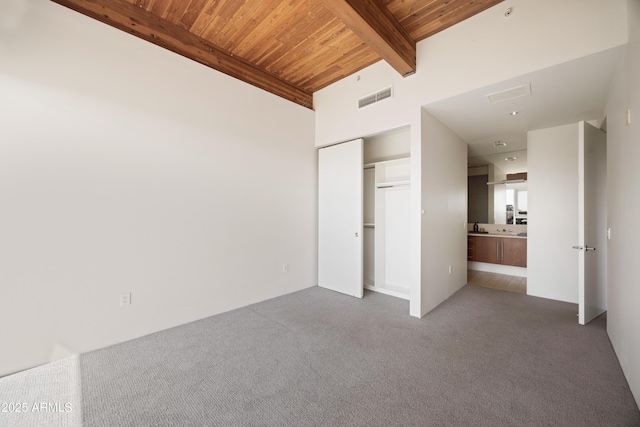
left=1, top=285, right=639, bottom=426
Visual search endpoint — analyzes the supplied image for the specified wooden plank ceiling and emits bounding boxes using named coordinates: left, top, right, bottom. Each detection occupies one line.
left=52, top=0, right=503, bottom=109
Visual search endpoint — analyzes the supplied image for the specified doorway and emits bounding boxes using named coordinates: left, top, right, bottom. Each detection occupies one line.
left=467, top=270, right=526, bottom=295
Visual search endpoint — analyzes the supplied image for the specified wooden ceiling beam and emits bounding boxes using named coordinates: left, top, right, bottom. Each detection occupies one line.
left=51, top=0, right=313, bottom=109
left=320, top=0, right=416, bottom=76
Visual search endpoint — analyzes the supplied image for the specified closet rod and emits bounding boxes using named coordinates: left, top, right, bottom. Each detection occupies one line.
left=376, top=182, right=410, bottom=189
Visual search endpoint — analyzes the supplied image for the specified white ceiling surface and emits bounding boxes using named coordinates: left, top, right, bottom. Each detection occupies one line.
left=425, top=46, right=625, bottom=174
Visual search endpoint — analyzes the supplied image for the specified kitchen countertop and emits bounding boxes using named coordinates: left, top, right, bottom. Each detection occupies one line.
left=468, top=232, right=527, bottom=239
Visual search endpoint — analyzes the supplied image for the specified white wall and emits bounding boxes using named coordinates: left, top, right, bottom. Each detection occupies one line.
left=314, top=0, right=627, bottom=147
left=527, top=124, right=579, bottom=303
left=420, top=110, right=468, bottom=315
left=0, top=0, right=316, bottom=376
left=605, top=0, right=640, bottom=406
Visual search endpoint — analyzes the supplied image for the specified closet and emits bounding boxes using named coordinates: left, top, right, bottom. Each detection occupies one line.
left=318, top=127, right=410, bottom=300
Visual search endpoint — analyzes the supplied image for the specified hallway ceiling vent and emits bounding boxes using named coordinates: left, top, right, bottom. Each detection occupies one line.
left=486, top=84, right=532, bottom=103
left=358, top=86, right=393, bottom=109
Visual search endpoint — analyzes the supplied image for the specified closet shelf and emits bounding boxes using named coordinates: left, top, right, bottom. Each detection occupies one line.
left=363, top=157, right=409, bottom=170
left=376, top=180, right=410, bottom=188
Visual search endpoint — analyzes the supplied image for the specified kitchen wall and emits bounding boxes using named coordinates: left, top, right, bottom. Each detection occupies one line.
left=0, top=0, right=316, bottom=376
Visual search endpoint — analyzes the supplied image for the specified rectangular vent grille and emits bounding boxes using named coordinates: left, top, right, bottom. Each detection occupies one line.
left=358, top=86, right=393, bottom=108
left=486, top=84, right=532, bottom=104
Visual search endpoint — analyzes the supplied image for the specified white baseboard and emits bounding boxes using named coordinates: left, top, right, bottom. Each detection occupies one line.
left=468, top=261, right=527, bottom=278
left=49, top=343, right=78, bottom=363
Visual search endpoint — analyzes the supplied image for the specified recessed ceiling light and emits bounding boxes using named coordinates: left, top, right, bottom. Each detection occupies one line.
left=493, top=141, right=507, bottom=148
left=505, top=156, right=517, bottom=161
left=509, top=110, right=520, bottom=116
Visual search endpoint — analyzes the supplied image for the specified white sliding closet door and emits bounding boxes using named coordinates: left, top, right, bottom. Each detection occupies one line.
left=318, top=139, right=363, bottom=298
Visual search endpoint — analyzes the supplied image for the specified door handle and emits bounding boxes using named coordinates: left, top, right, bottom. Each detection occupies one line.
left=572, top=245, right=596, bottom=251
left=355, top=232, right=359, bottom=237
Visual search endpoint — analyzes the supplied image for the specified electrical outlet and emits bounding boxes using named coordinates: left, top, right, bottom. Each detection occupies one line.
left=120, top=293, right=131, bottom=306
left=282, top=264, right=289, bottom=273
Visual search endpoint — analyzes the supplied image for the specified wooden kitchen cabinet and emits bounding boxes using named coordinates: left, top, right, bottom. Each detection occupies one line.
left=502, top=237, right=527, bottom=267
left=468, top=235, right=526, bottom=267
left=474, top=236, right=501, bottom=264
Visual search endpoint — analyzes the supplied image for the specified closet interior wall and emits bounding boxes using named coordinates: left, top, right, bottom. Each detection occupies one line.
left=362, top=127, right=411, bottom=300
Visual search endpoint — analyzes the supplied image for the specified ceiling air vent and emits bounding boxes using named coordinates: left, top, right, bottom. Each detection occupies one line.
left=358, top=86, right=393, bottom=109
left=486, top=84, right=532, bottom=104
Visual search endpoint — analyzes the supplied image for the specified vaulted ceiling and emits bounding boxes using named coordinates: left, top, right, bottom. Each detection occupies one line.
left=52, top=0, right=503, bottom=109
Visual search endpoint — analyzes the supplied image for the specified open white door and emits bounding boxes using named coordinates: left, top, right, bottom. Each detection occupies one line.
left=318, top=139, right=363, bottom=298
left=577, top=121, right=607, bottom=325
